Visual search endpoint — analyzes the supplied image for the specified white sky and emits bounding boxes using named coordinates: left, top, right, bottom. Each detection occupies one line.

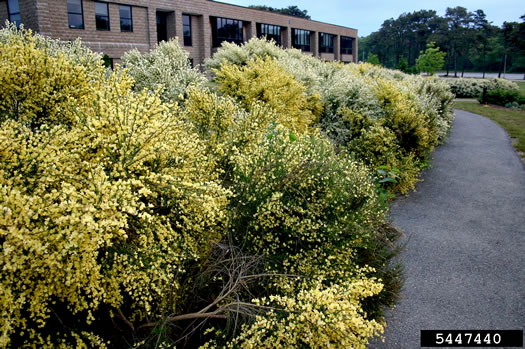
left=218, top=0, right=524, bottom=36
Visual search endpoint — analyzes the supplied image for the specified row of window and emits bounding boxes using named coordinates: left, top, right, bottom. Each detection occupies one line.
left=211, top=18, right=353, bottom=55
left=7, top=0, right=352, bottom=55
left=67, top=0, right=133, bottom=32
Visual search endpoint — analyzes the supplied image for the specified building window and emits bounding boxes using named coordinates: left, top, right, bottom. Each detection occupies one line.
left=257, top=23, right=281, bottom=45
left=183, top=14, right=192, bottom=46
left=319, top=33, right=334, bottom=53
left=119, top=5, right=132, bottom=32
left=188, top=58, right=194, bottom=68
left=341, top=36, right=353, bottom=55
left=7, top=0, right=21, bottom=28
left=67, top=0, right=84, bottom=29
left=212, top=17, right=243, bottom=47
left=292, top=28, right=310, bottom=51
left=95, top=1, right=110, bottom=31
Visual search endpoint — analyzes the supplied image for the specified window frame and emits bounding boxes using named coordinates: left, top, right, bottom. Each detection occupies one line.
left=212, top=17, right=243, bottom=48
left=319, top=32, right=335, bottom=54
left=292, top=28, right=311, bottom=52
left=94, top=1, right=110, bottom=31
left=257, top=23, right=281, bottom=45
left=340, top=36, right=353, bottom=55
left=67, top=0, right=84, bottom=29
left=7, top=0, right=21, bottom=28
left=119, top=5, right=133, bottom=32
left=182, top=14, right=192, bottom=46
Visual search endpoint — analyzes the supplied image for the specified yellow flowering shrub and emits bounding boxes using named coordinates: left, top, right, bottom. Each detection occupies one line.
left=348, top=123, right=421, bottom=193
left=230, top=127, right=384, bottom=261
left=0, top=33, right=229, bottom=347
left=226, top=279, right=384, bottom=348
left=0, top=32, right=102, bottom=127
left=214, top=56, right=322, bottom=134
left=182, top=87, right=275, bottom=172
left=373, top=79, right=436, bottom=157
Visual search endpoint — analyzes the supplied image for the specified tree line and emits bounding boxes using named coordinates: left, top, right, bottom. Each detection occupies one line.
left=248, top=5, right=311, bottom=19
left=360, top=7, right=524, bottom=77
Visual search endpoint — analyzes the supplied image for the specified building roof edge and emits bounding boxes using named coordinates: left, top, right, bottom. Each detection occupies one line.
left=207, top=0, right=358, bottom=33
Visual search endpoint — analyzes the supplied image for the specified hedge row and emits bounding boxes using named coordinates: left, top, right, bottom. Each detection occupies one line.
left=444, top=77, right=519, bottom=98
left=0, top=26, right=454, bottom=348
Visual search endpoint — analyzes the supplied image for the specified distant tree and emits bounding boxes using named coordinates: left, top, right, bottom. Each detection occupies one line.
left=396, top=56, right=409, bottom=72
left=415, top=42, right=446, bottom=75
left=359, top=8, right=520, bottom=74
left=367, top=53, right=380, bottom=65
left=471, top=10, right=495, bottom=78
left=248, top=5, right=311, bottom=19
left=443, top=7, right=474, bottom=77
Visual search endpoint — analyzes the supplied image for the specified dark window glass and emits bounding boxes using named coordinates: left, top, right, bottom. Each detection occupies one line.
left=7, top=0, right=20, bottom=27
left=189, top=58, right=194, bottom=68
left=157, top=12, right=168, bottom=42
left=95, top=1, right=110, bottom=31
left=319, top=33, right=334, bottom=53
left=7, top=0, right=21, bottom=28
left=292, top=28, right=310, bottom=51
left=212, top=17, right=243, bottom=47
left=183, top=14, right=192, bottom=46
left=7, top=0, right=20, bottom=28
left=341, top=36, right=353, bottom=55
left=119, top=5, right=132, bottom=32
left=257, top=23, right=281, bottom=45
left=67, top=0, right=84, bottom=29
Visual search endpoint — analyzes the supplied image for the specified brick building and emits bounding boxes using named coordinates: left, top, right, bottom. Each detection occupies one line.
left=0, top=0, right=358, bottom=65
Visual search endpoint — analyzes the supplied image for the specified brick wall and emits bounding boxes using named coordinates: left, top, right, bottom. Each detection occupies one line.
left=38, top=0, right=150, bottom=59
left=0, top=1, right=8, bottom=25
left=19, top=0, right=38, bottom=31
left=29, top=0, right=358, bottom=64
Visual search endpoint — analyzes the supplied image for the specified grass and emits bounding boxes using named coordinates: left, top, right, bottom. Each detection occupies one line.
left=454, top=101, right=525, bottom=162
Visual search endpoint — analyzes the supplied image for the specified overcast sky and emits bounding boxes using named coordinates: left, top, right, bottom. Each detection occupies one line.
left=218, top=0, right=524, bottom=36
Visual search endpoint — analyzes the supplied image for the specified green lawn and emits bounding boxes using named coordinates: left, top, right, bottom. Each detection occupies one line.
left=454, top=101, right=525, bottom=162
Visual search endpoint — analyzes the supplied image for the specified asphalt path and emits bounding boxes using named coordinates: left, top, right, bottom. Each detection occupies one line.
left=370, top=110, right=525, bottom=348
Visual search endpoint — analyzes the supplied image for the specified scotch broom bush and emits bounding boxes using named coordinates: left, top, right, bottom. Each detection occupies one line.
left=444, top=77, right=519, bottom=98
left=214, top=56, right=322, bottom=134
left=0, top=31, right=102, bottom=127
left=226, top=279, right=385, bottom=349
left=230, top=127, right=384, bottom=264
left=207, top=40, right=454, bottom=193
left=1, top=29, right=454, bottom=348
left=122, top=38, right=207, bottom=103
left=0, top=30, right=229, bottom=347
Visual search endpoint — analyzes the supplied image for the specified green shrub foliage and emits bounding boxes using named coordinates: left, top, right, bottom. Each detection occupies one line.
left=479, top=88, right=521, bottom=106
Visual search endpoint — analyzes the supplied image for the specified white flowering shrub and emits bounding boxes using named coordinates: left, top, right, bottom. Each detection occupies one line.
left=444, top=77, right=519, bottom=98
left=122, top=38, right=207, bottom=103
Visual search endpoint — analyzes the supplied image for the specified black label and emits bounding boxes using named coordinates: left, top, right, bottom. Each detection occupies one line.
left=420, top=330, right=523, bottom=347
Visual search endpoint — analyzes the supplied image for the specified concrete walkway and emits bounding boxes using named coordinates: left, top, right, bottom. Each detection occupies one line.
left=370, top=110, right=525, bottom=348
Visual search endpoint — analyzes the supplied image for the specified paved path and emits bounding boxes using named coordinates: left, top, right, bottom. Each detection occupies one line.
left=370, top=110, right=525, bottom=348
